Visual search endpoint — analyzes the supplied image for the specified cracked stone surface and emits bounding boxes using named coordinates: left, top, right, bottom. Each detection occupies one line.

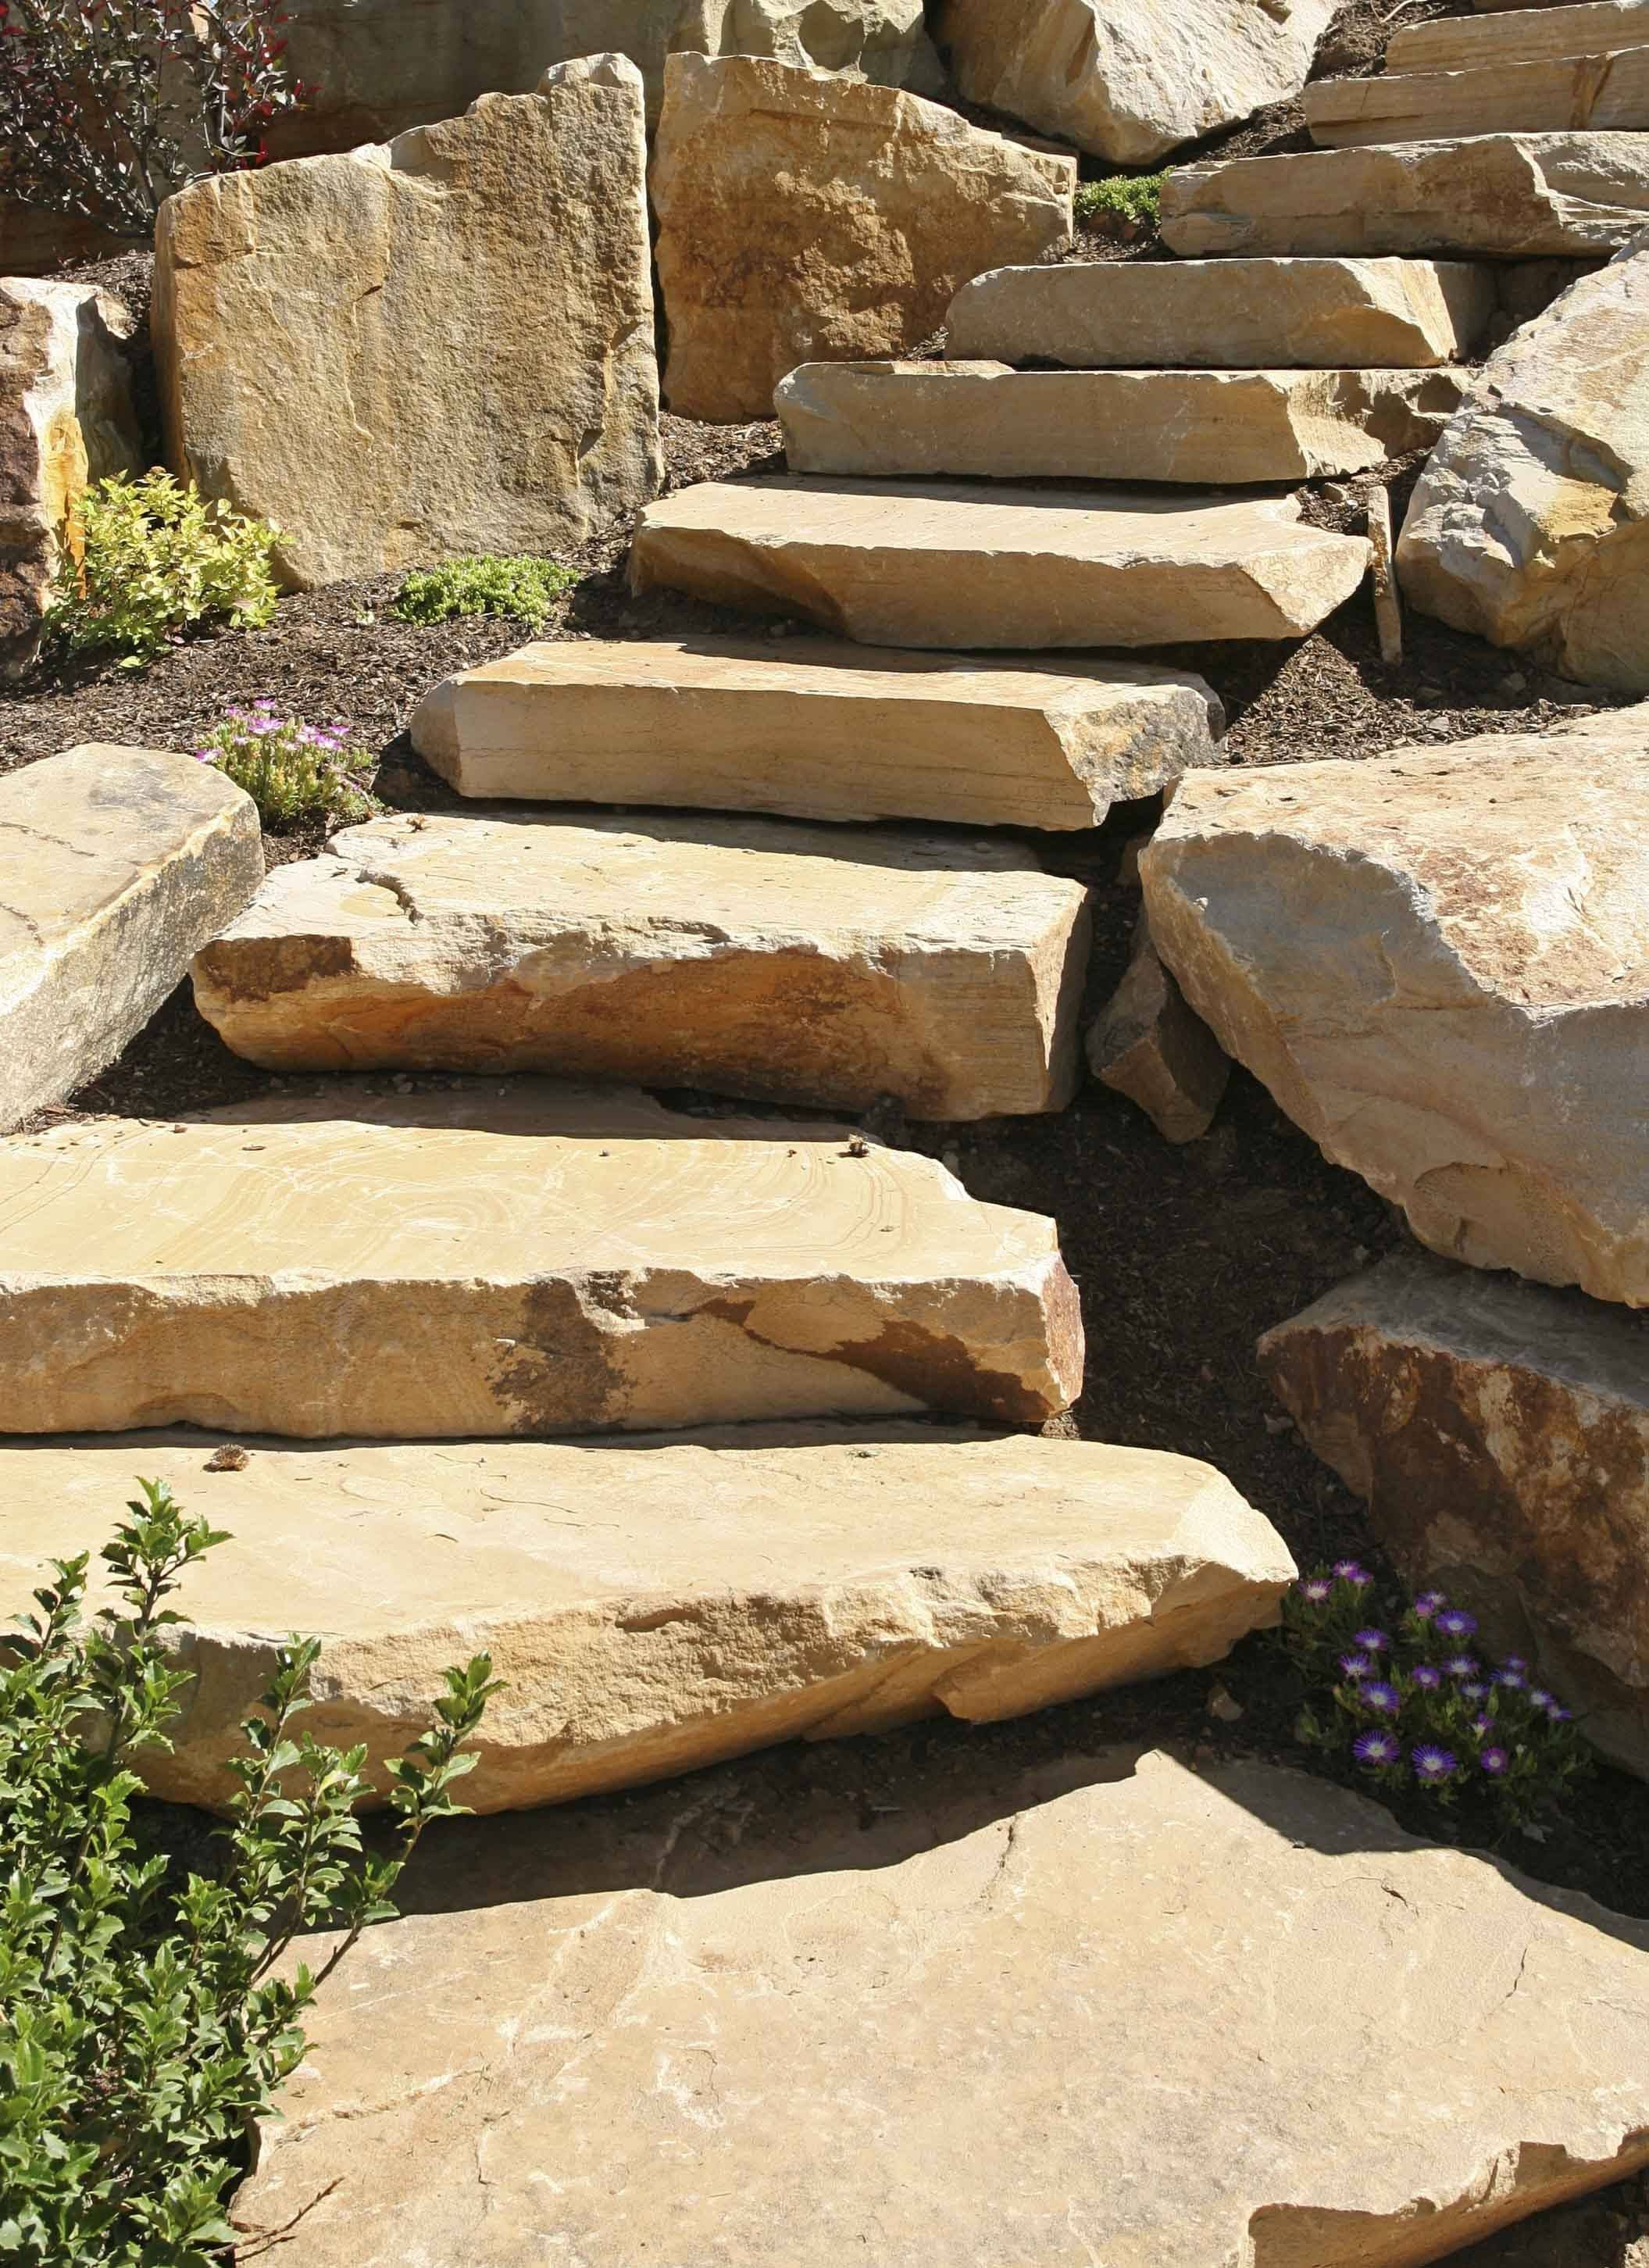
left=0, top=1084, right=1083, bottom=1438
left=0, top=745, right=263, bottom=1133
left=1, top=1427, right=1292, bottom=1811
left=234, top=1747, right=1649, bottom=2266
left=155, top=55, right=661, bottom=591
left=1141, top=713, right=1649, bottom=1305
left=191, top=809, right=1092, bottom=1119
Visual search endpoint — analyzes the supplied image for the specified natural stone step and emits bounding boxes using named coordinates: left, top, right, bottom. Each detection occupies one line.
left=0, top=1088, right=1083, bottom=1438
left=0, top=746, right=263, bottom=1134
left=945, top=255, right=1497, bottom=370
left=410, top=635, right=1225, bottom=830
left=14, top=1426, right=1293, bottom=1812
left=1305, top=52, right=1649, bottom=146
left=776, top=359, right=1469, bottom=484
left=191, top=810, right=1092, bottom=1120
left=1160, top=134, right=1649, bottom=259
left=236, top=1746, right=1649, bottom=2268
left=1390, top=0, right=1649, bottom=73
left=629, top=480, right=1372, bottom=649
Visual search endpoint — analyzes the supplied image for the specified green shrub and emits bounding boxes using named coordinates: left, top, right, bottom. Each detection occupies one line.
left=46, top=471, right=280, bottom=670
left=391, top=553, right=579, bottom=634
left=198, top=705, right=379, bottom=831
left=0, top=1480, right=498, bottom=2266
left=1074, top=173, right=1165, bottom=233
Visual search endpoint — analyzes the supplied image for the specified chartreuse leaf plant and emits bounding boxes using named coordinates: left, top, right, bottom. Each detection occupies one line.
left=45, top=470, right=280, bottom=669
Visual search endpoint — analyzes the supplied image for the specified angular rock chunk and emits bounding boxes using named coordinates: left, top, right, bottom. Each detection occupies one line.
left=14, top=1427, right=1292, bottom=1812
left=946, top=255, right=1497, bottom=371
left=776, top=359, right=1470, bottom=484
left=236, top=1748, right=1649, bottom=2268
left=1390, top=1, right=1649, bottom=74
left=931, top=0, right=1337, bottom=164
left=1142, top=715, right=1649, bottom=1305
left=630, top=480, right=1372, bottom=649
left=1397, top=243, right=1649, bottom=691
left=154, top=55, right=661, bottom=591
left=1261, top=1250, right=1649, bottom=1777
left=1305, top=52, right=1649, bottom=147
left=0, top=1087, right=1083, bottom=1437
left=651, top=55, right=1074, bottom=423
left=192, top=810, right=1093, bottom=1120
left=410, top=635, right=1224, bottom=830
left=1160, top=134, right=1649, bottom=259
left=0, top=747, right=262, bottom=1133
left=1088, top=920, right=1229, bottom=1143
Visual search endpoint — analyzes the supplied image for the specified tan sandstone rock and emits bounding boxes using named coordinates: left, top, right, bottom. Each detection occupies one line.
left=1142, top=715, right=1649, bottom=1305
left=234, top=1748, right=1649, bottom=2267
left=5, top=1427, right=1291, bottom=1813
left=1261, top=1250, right=1649, bottom=1777
left=630, top=480, right=1372, bottom=648
left=1088, top=919, right=1229, bottom=1143
left=191, top=810, right=1092, bottom=1119
left=1397, top=243, right=1649, bottom=691
left=0, top=1085, right=1082, bottom=1437
left=1160, top=134, right=1649, bottom=259
left=0, top=281, right=141, bottom=676
left=0, top=747, right=262, bottom=1132
left=651, top=55, right=1074, bottom=422
left=410, top=635, right=1224, bottom=829
left=776, top=359, right=1471, bottom=484
left=931, top=0, right=1337, bottom=164
left=1391, top=1, right=1649, bottom=74
left=154, top=55, right=661, bottom=591
left=1306, top=52, right=1649, bottom=147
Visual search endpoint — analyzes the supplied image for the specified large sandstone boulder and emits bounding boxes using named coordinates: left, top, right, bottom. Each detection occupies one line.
left=1261, top=1251, right=1649, bottom=1777
left=0, top=282, right=142, bottom=677
left=1398, top=243, right=1649, bottom=691
left=0, top=747, right=262, bottom=1132
left=931, top=0, right=1337, bottom=164
left=651, top=55, right=1074, bottom=422
left=1141, top=715, right=1649, bottom=1305
left=154, top=55, right=661, bottom=590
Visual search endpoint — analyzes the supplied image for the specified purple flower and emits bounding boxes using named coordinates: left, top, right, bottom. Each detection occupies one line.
left=1545, top=1702, right=1573, bottom=1724
left=1332, top=1560, right=1371, bottom=1587
left=1493, top=1666, right=1526, bottom=1692
left=1358, top=1680, right=1401, bottom=1716
left=1504, top=1655, right=1528, bottom=1673
left=1527, top=1689, right=1554, bottom=1712
left=1435, top=1609, right=1478, bottom=1641
left=1471, top=1713, right=1495, bottom=1738
left=1339, top=1653, right=1376, bottom=1680
left=1354, top=1730, right=1401, bottom=1769
left=1412, top=1591, right=1447, bottom=1620
left=1479, top=1745, right=1510, bottom=1777
left=1444, top=1655, right=1480, bottom=1680
left=1460, top=1681, right=1489, bottom=1702
left=1353, top=1629, right=1389, bottom=1653
left=1408, top=1665, right=1444, bottom=1692
left=1412, top=1744, right=1458, bottom=1785
left=1297, top=1576, right=1334, bottom=1605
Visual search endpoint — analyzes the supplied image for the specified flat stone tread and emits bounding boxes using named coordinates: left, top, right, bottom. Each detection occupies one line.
left=1305, top=49, right=1649, bottom=141
left=1390, top=0, right=1649, bottom=71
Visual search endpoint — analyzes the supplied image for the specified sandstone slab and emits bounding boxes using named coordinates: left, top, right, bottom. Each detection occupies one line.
left=651, top=55, right=1074, bottom=422
left=0, top=746, right=262, bottom=1133
left=192, top=810, right=1092, bottom=1119
left=1088, top=919, right=1229, bottom=1143
left=154, top=55, right=661, bottom=591
left=1160, top=134, right=1649, bottom=259
left=1391, top=2, right=1649, bottom=73
left=1261, top=1250, right=1649, bottom=1777
left=235, top=1747, right=1649, bottom=2266
left=946, top=255, right=1497, bottom=370
left=5, top=1427, right=1291, bottom=1812
left=1142, top=714, right=1649, bottom=1305
left=1305, top=52, right=1649, bottom=146
left=776, top=359, right=1470, bottom=484
left=1398, top=244, right=1649, bottom=691
left=630, top=480, right=1372, bottom=649
left=0, top=1087, right=1082, bottom=1437
left=410, top=635, right=1225, bottom=829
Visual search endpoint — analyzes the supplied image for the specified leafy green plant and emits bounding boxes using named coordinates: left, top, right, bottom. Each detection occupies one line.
left=0, top=1480, right=498, bottom=2266
left=45, top=470, right=279, bottom=670
left=198, top=704, right=378, bottom=830
left=391, top=553, right=579, bottom=634
left=1074, top=172, right=1165, bottom=234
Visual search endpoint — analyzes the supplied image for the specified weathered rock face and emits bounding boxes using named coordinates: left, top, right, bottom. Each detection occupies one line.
left=235, top=1748, right=1649, bottom=2268
left=651, top=55, right=1074, bottom=422
left=1088, top=920, right=1229, bottom=1143
left=1160, top=134, right=1649, bottom=259
left=154, top=55, right=662, bottom=591
left=9, top=1427, right=1291, bottom=1813
left=630, top=480, right=1372, bottom=648
left=1142, top=715, right=1649, bottom=1305
left=1261, top=1251, right=1649, bottom=1777
left=931, top=0, right=1337, bottom=164
left=1398, top=244, right=1649, bottom=691
left=1390, top=1, right=1649, bottom=76
left=411, top=635, right=1225, bottom=829
left=0, top=282, right=142, bottom=677
left=192, top=810, right=1092, bottom=1119
left=0, top=1086, right=1083, bottom=1437
left=1305, top=51, right=1649, bottom=148
left=0, top=747, right=263, bottom=1133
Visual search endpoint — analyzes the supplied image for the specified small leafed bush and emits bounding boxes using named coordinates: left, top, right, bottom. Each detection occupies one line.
left=391, top=553, right=579, bottom=634
left=47, top=471, right=279, bottom=670
left=198, top=705, right=378, bottom=830
left=1074, top=173, right=1165, bottom=234
left=0, top=1480, right=498, bottom=2266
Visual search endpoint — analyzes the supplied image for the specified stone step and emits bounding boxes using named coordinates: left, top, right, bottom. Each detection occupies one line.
left=410, top=634, right=1224, bottom=831
left=14, top=1426, right=1292, bottom=1812
left=1305, top=51, right=1649, bottom=146
left=629, top=480, right=1372, bottom=650
left=192, top=810, right=1092, bottom=1120
left=1160, top=133, right=1649, bottom=259
left=1390, top=0, right=1649, bottom=73
left=776, top=360, right=1468, bottom=485
left=945, top=255, right=1496, bottom=370
left=0, top=1087, right=1083, bottom=1438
